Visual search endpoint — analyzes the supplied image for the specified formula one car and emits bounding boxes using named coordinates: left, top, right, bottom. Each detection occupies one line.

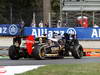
left=8, top=33, right=83, bottom=60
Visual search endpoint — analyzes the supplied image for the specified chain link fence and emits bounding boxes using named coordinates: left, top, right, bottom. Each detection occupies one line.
left=48, top=11, right=100, bottom=27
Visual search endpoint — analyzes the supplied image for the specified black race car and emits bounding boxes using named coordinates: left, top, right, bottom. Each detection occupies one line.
left=8, top=33, right=83, bottom=60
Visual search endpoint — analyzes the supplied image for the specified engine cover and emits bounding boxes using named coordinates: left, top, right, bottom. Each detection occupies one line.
left=50, top=46, right=60, bottom=53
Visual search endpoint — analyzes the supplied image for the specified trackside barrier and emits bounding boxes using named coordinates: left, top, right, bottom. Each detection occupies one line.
left=0, top=24, right=20, bottom=36
left=83, top=48, right=100, bottom=57
left=0, top=25, right=100, bottom=40
left=24, top=27, right=100, bottom=40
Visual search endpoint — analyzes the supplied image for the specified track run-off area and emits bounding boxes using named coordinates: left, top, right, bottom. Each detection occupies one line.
left=0, top=49, right=100, bottom=75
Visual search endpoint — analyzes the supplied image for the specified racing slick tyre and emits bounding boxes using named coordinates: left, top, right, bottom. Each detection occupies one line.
left=71, top=44, right=83, bottom=59
left=8, top=45, right=20, bottom=60
left=33, top=44, right=46, bottom=60
left=58, top=50, right=64, bottom=59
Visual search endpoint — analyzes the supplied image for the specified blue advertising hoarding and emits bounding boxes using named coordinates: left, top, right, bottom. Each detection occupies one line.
left=1, top=24, right=99, bottom=40
left=24, top=27, right=100, bottom=40
left=0, top=24, right=20, bottom=36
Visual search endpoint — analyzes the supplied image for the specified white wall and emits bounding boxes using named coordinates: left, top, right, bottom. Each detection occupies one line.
left=79, top=40, right=100, bottom=48
left=0, top=37, right=100, bottom=48
left=0, top=37, right=13, bottom=47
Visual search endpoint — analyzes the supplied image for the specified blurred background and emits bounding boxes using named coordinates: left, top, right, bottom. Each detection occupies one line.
left=0, top=0, right=100, bottom=27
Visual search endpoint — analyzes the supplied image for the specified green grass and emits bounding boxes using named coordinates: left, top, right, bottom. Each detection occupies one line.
left=0, top=56, right=9, bottom=59
left=16, top=63, right=100, bottom=75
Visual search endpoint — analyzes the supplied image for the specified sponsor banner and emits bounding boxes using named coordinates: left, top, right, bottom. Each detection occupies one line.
left=24, top=27, right=100, bottom=40
left=0, top=24, right=20, bottom=36
left=0, top=65, right=44, bottom=75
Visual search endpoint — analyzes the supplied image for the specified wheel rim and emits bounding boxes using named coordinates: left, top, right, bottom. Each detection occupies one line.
left=39, top=47, right=45, bottom=58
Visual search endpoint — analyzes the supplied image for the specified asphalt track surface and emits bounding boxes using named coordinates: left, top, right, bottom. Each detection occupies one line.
left=0, top=56, right=100, bottom=66
left=0, top=50, right=100, bottom=66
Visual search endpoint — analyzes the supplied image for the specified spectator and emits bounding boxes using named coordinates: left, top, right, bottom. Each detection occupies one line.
left=57, top=19, right=61, bottom=28
left=44, top=22, right=49, bottom=27
left=20, top=20, right=25, bottom=36
left=93, top=24, right=99, bottom=28
left=39, top=20, right=44, bottom=27
left=20, top=20, right=25, bottom=28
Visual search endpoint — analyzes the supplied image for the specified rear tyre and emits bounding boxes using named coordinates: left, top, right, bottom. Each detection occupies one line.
left=9, top=45, right=20, bottom=60
left=71, top=44, right=83, bottom=59
left=33, top=44, right=46, bottom=60
left=64, top=44, right=70, bottom=56
left=58, top=50, right=64, bottom=59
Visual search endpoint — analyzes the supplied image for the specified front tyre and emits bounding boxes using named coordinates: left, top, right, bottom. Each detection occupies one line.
left=33, top=45, right=46, bottom=60
left=71, top=44, right=83, bottom=59
left=9, top=45, right=20, bottom=60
